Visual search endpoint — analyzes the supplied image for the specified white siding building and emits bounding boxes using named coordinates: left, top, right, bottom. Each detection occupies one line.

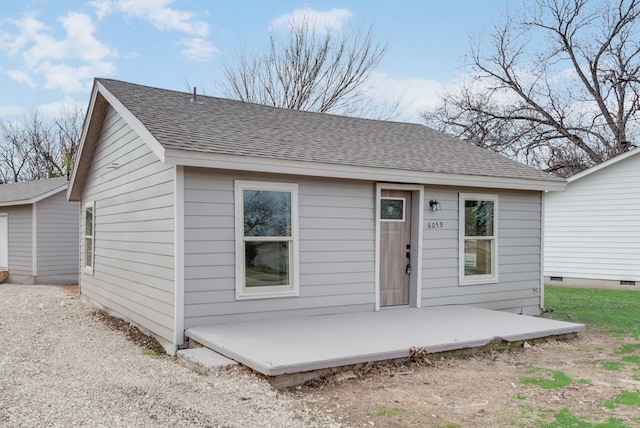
left=544, top=149, right=640, bottom=287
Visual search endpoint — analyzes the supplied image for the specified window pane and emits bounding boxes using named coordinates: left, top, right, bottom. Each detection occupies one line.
left=243, top=190, right=291, bottom=237
left=464, top=239, right=492, bottom=276
left=85, top=206, right=93, bottom=236
left=85, top=237, right=93, bottom=267
left=245, top=241, right=289, bottom=287
left=380, top=198, right=404, bottom=220
left=465, top=200, right=494, bottom=236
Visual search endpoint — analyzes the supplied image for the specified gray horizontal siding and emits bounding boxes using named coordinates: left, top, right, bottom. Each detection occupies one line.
left=36, top=190, right=79, bottom=284
left=183, top=169, right=375, bottom=328
left=421, top=188, right=542, bottom=315
left=3, top=205, right=33, bottom=284
left=183, top=175, right=544, bottom=325
left=80, top=106, right=175, bottom=348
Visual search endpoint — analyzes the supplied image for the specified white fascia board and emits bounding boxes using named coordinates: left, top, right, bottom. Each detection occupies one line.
left=0, top=186, right=68, bottom=207
left=164, top=149, right=566, bottom=192
left=173, top=165, right=185, bottom=347
left=568, top=148, right=640, bottom=183
left=94, top=81, right=166, bottom=163
left=67, top=82, right=100, bottom=202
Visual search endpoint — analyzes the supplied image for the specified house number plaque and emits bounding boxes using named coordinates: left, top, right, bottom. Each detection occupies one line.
left=427, top=221, right=444, bottom=229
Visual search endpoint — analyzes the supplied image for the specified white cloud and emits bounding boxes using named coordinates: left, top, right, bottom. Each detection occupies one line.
left=180, top=37, right=218, bottom=62
left=93, top=0, right=209, bottom=36
left=272, top=8, right=353, bottom=33
left=36, top=96, right=86, bottom=118
left=39, top=60, right=116, bottom=93
left=365, top=72, right=447, bottom=122
left=90, top=0, right=114, bottom=20
left=6, top=69, right=35, bottom=87
left=89, top=0, right=216, bottom=60
left=0, top=14, right=46, bottom=56
left=0, top=12, right=116, bottom=94
left=0, top=104, right=25, bottom=118
left=20, top=12, right=116, bottom=67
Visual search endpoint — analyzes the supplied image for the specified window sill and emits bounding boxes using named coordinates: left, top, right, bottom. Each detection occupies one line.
left=235, top=288, right=299, bottom=300
left=459, top=277, right=498, bottom=286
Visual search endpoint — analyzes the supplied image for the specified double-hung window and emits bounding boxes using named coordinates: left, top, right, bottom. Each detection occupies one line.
left=459, top=193, right=497, bottom=285
left=235, top=181, right=299, bottom=299
left=84, top=201, right=95, bottom=273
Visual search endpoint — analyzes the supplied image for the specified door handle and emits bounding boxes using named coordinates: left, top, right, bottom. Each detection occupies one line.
left=405, top=244, right=411, bottom=275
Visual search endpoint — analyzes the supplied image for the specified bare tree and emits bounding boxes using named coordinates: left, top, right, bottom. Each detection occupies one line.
left=0, top=121, right=31, bottom=183
left=0, top=106, right=84, bottom=183
left=423, top=0, right=640, bottom=177
left=221, top=19, right=394, bottom=118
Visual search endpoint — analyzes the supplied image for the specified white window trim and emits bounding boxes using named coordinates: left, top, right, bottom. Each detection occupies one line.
left=84, top=201, right=95, bottom=274
left=234, top=180, right=299, bottom=299
left=0, top=213, right=8, bottom=270
left=459, top=193, right=498, bottom=285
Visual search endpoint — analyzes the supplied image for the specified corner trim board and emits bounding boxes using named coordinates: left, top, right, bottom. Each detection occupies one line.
left=174, top=165, right=185, bottom=346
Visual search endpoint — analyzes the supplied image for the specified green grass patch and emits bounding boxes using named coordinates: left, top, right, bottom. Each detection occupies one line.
left=602, top=361, right=624, bottom=371
left=604, top=390, right=640, bottom=409
left=544, top=286, right=640, bottom=337
left=520, top=367, right=572, bottom=389
left=621, top=355, right=640, bottom=366
left=141, top=348, right=158, bottom=358
left=578, top=378, right=591, bottom=385
left=616, top=343, right=640, bottom=354
left=538, top=408, right=629, bottom=427
left=372, top=407, right=400, bottom=417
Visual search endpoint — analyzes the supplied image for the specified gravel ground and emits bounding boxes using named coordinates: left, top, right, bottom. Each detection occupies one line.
left=0, top=284, right=338, bottom=427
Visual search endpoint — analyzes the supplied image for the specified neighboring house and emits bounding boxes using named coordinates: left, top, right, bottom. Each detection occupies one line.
left=68, top=78, right=566, bottom=354
left=0, top=177, right=79, bottom=284
left=545, top=149, right=640, bottom=288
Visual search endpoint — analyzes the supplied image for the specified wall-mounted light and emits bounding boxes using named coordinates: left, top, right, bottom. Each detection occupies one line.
left=429, top=200, right=441, bottom=212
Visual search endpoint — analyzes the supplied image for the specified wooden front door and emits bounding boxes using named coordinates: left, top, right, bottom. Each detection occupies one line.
left=379, top=190, right=412, bottom=306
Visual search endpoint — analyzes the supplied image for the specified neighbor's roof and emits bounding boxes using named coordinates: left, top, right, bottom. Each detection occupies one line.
left=0, top=177, right=69, bottom=206
left=69, top=78, right=565, bottom=199
left=568, top=147, right=640, bottom=183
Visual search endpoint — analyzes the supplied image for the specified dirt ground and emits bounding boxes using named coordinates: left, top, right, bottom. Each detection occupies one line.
left=291, top=330, right=640, bottom=427
left=76, top=281, right=638, bottom=428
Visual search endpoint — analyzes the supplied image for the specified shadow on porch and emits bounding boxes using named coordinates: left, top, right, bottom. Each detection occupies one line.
left=184, top=305, right=584, bottom=386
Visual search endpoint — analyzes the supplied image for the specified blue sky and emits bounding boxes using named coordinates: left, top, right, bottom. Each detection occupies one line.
left=0, top=0, right=510, bottom=123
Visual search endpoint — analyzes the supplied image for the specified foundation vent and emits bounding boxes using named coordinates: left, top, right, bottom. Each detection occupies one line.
left=550, top=276, right=563, bottom=281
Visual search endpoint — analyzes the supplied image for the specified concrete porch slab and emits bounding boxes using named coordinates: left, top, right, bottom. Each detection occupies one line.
left=185, top=306, right=584, bottom=377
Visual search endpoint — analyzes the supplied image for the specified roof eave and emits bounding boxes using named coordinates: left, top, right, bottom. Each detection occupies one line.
left=68, top=80, right=105, bottom=201
left=0, top=184, right=68, bottom=207
left=164, top=149, right=566, bottom=192
left=68, top=79, right=167, bottom=202
left=568, top=147, right=640, bottom=183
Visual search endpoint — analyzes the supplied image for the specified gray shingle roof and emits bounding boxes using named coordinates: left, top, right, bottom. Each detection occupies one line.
left=0, top=177, right=69, bottom=205
left=98, top=78, right=563, bottom=183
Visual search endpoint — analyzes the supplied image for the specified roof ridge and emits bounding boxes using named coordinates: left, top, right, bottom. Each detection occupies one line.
left=96, top=77, right=427, bottom=127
